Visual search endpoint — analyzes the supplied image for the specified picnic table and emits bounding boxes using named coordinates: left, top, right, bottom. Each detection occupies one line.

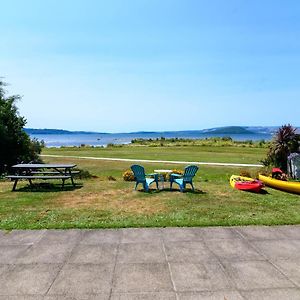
left=6, top=163, right=78, bottom=191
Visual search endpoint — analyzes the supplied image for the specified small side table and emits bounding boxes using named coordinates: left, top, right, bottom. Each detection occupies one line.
left=154, top=169, right=173, bottom=190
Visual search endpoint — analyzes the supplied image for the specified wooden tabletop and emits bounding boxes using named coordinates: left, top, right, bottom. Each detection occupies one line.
left=12, top=164, right=77, bottom=169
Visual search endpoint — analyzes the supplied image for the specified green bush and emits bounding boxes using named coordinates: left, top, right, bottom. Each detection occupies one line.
left=261, top=124, right=300, bottom=172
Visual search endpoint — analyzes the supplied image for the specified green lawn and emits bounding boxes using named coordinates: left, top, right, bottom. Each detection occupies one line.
left=0, top=145, right=299, bottom=229
left=43, top=144, right=266, bottom=164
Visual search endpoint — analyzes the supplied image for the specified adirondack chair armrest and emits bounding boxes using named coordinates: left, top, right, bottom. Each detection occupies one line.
left=146, top=173, right=159, bottom=180
left=170, top=173, right=182, bottom=178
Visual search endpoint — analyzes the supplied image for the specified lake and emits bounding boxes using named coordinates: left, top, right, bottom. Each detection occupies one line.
left=28, top=132, right=273, bottom=147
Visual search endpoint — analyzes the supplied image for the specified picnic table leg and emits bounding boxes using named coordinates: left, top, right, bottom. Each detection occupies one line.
left=12, top=179, right=18, bottom=191
left=67, top=168, right=75, bottom=187
left=62, top=178, right=65, bottom=189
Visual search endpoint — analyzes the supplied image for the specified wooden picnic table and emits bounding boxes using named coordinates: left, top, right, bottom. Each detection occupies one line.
left=6, top=163, right=78, bottom=191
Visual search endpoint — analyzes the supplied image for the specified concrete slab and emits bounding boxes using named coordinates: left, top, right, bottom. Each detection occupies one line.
left=38, top=229, right=83, bottom=245
left=0, top=264, right=10, bottom=277
left=0, top=264, right=61, bottom=295
left=48, top=263, right=114, bottom=295
left=205, top=239, right=263, bottom=261
left=273, top=259, right=300, bottom=286
left=44, top=294, right=110, bottom=299
left=80, top=229, right=122, bottom=245
left=169, top=262, right=234, bottom=292
left=68, top=244, right=118, bottom=264
left=252, top=239, right=300, bottom=260
left=201, top=227, right=241, bottom=240
left=224, top=260, right=295, bottom=290
left=121, top=228, right=162, bottom=244
left=110, top=292, right=177, bottom=299
left=0, top=230, right=45, bottom=245
left=15, top=243, right=75, bottom=264
left=1, top=226, right=300, bottom=298
left=161, top=227, right=202, bottom=242
left=277, top=225, right=300, bottom=239
left=0, top=296, right=44, bottom=300
left=164, top=241, right=217, bottom=263
left=235, top=226, right=289, bottom=240
left=177, top=290, right=244, bottom=300
left=240, top=288, right=300, bottom=300
left=117, top=243, right=166, bottom=263
left=113, top=263, right=173, bottom=293
left=0, top=245, right=29, bottom=264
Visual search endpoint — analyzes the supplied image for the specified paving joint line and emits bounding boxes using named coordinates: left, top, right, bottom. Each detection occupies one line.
left=199, top=230, right=247, bottom=299
left=108, top=231, right=122, bottom=299
left=161, top=232, right=179, bottom=300
left=44, top=234, right=81, bottom=296
left=233, top=228, right=300, bottom=289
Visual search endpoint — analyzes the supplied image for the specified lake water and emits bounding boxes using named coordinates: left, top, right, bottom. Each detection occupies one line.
left=28, top=132, right=273, bottom=147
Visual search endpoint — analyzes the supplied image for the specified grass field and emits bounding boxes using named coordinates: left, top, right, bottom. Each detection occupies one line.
left=0, top=144, right=299, bottom=229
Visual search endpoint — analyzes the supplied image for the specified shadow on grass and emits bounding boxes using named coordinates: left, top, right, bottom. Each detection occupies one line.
left=15, top=183, right=83, bottom=193
left=166, top=188, right=206, bottom=194
left=136, top=188, right=206, bottom=195
left=259, top=189, right=270, bottom=195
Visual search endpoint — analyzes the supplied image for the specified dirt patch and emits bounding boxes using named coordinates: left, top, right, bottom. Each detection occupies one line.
left=54, top=189, right=169, bottom=216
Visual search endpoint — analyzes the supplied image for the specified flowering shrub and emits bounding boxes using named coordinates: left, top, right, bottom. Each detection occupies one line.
left=172, top=169, right=184, bottom=175
left=123, top=170, right=135, bottom=181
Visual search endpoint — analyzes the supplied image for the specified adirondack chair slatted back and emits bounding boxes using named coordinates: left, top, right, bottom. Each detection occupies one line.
left=183, top=165, right=198, bottom=182
left=131, top=165, right=146, bottom=182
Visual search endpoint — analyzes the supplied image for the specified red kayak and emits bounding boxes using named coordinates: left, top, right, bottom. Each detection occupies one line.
left=230, top=175, right=264, bottom=193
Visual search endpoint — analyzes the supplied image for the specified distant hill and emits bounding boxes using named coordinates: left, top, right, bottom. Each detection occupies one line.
left=25, top=126, right=298, bottom=136
left=202, top=126, right=254, bottom=134
left=24, top=128, right=108, bottom=135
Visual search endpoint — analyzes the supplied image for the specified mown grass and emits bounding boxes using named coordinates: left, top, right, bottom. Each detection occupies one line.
left=0, top=145, right=299, bottom=229
left=43, top=144, right=266, bottom=165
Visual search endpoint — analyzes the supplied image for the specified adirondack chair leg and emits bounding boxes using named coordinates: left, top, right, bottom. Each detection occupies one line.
left=170, top=181, right=173, bottom=190
left=143, top=183, right=149, bottom=192
left=190, top=182, right=195, bottom=191
left=134, top=182, right=138, bottom=190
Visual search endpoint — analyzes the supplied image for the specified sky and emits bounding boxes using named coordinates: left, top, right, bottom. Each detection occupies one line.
left=1, top=0, right=300, bottom=133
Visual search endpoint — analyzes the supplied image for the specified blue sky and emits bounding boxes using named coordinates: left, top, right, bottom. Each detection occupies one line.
left=1, top=0, right=300, bottom=132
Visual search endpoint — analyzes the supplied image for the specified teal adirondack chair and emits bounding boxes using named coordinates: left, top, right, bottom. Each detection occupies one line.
left=130, top=165, right=159, bottom=192
left=170, top=165, right=199, bottom=192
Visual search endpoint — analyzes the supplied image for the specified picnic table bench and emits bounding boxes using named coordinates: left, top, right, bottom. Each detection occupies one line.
left=6, top=163, right=78, bottom=191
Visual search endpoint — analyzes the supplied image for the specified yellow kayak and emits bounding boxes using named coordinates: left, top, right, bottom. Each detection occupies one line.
left=258, top=174, right=300, bottom=194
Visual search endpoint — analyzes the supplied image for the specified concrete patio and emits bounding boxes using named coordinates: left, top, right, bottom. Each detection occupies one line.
left=1, top=226, right=300, bottom=299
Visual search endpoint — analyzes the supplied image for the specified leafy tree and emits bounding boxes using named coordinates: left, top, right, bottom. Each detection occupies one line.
left=262, top=124, right=300, bottom=172
left=0, top=80, right=44, bottom=175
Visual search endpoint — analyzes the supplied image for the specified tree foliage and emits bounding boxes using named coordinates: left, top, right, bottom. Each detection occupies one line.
left=0, top=80, right=44, bottom=175
left=262, top=124, right=300, bottom=172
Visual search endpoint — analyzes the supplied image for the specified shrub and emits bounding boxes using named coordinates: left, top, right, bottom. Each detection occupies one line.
left=261, top=124, right=300, bottom=172
left=172, top=169, right=184, bottom=175
left=239, top=170, right=251, bottom=178
left=72, top=168, right=95, bottom=179
left=123, top=169, right=135, bottom=181
left=0, top=80, right=44, bottom=175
